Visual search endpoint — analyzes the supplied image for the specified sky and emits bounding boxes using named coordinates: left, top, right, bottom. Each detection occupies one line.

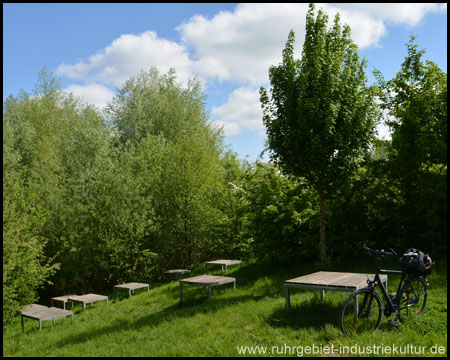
left=3, top=3, right=447, bottom=160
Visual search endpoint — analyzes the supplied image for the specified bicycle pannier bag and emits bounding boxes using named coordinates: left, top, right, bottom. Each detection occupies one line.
left=401, top=248, right=432, bottom=276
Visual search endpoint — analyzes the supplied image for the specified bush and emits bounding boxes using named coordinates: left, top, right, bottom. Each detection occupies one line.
left=3, top=173, right=59, bottom=327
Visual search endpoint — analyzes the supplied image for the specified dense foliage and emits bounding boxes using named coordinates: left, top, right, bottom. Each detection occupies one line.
left=3, top=22, right=446, bottom=327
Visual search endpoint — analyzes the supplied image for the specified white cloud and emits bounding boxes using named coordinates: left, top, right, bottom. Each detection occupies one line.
left=333, top=3, right=447, bottom=26
left=214, top=120, right=242, bottom=136
left=54, top=3, right=445, bottom=134
left=211, top=87, right=263, bottom=135
left=178, top=3, right=444, bottom=85
left=178, top=3, right=387, bottom=85
left=57, top=31, right=195, bottom=88
left=321, top=5, right=387, bottom=49
left=178, top=3, right=310, bottom=85
left=65, top=83, right=115, bottom=110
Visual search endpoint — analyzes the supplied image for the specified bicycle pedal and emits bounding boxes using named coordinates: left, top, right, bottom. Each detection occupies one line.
left=391, top=310, right=401, bottom=327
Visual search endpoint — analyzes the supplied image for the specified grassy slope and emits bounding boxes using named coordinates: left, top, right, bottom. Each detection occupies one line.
left=3, top=259, right=447, bottom=357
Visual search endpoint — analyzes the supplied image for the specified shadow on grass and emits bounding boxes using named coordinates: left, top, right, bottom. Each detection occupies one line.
left=265, top=296, right=343, bottom=331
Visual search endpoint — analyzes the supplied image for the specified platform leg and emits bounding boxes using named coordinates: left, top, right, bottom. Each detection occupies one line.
left=285, top=286, right=291, bottom=315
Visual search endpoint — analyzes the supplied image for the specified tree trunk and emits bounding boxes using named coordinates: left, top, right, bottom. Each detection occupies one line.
left=319, top=189, right=327, bottom=266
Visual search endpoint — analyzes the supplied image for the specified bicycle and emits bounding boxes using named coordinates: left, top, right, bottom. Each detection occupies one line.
left=340, top=246, right=428, bottom=336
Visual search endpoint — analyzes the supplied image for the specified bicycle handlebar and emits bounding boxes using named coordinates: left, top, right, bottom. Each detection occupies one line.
left=361, top=246, right=397, bottom=260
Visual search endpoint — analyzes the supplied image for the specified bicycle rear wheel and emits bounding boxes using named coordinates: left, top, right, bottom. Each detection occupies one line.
left=397, top=276, right=427, bottom=322
left=340, top=288, right=383, bottom=336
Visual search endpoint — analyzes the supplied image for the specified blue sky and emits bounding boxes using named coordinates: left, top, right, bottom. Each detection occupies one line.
left=3, top=3, right=447, bottom=160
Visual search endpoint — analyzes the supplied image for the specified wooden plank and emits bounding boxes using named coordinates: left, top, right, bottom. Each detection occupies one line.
left=206, top=260, right=241, bottom=266
left=164, top=269, right=190, bottom=275
left=114, top=282, right=149, bottom=290
left=52, top=295, right=75, bottom=302
left=285, top=271, right=386, bottom=289
left=180, top=275, right=235, bottom=287
left=323, top=273, right=366, bottom=288
left=68, top=294, right=108, bottom=303
left=336, top=274, right=372, bottom=288
left=22, top=307, right=73, bottom=321
left=286, top=271, right=336, bottom=284
left=287, top=271, right=345, bottom=286
left=21, top=304, right=48, bottom=314
left=312, top=272, right=350, bottom=285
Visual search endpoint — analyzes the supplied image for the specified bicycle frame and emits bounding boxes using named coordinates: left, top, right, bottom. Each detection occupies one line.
left=369, top=265, right=414, bottom=315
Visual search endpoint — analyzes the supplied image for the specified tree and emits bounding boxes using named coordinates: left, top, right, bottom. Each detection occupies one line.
left=375, top=37, right=447, bottom=254
left=106, top=67, right=210, bottom=145
left=3, top=133, right=59, bottom=327
left=260, top=4, right=379, bottom=264
left=242, top=161, right=318, bottom=264
left=107, top=67, right=226, bottom=269
left=3, top=68, right=114, bottom=293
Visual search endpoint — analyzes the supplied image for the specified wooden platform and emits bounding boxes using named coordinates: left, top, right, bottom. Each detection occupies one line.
left=51, top=294, right=76, bottom=310
left=284, top=271, right=388, bottom=315
left=114, top=282, right=149, bottom=300
left=163, top=269, right=191, bottom=279
left=179, top=275, right=236, bottom=303
left=21, top=304, right=73, bottom=331
left=205, top=259, right=241, bottom=274
left=67, top=294, right=109, bottom=310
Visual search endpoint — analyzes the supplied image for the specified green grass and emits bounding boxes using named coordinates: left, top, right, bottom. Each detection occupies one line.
left=3, top=259, right=447, bottom=357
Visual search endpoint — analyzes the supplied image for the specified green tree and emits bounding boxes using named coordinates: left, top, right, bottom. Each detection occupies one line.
left=107, top=67, right=226, bottom=270
left=260, top=4, right=379, bottom=264
left=3, top=137, right=59, bottom=327
left=325, top=140, right=402, bottom=259
left=210, top=151, right=252, bottom=259
left=242, top=162, right=318, bottom=264
left=3, top=68, right=113, bottom=294
left=106, top=67, right=209, bottom=145
left=375, top=37, right=447, bottom=254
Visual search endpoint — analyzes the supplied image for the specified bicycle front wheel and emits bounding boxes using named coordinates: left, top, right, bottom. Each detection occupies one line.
left=397, top=276, right=427, bottom=322
left=340, top=288, right=383, bottom=336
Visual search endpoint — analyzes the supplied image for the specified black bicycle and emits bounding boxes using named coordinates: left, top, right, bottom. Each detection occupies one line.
left=340, top=246, right=428, bottom=336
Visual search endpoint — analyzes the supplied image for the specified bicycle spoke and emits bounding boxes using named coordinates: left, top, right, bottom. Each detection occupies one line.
left=398, top=277, right=427, bottom=323
left=340, top=289, right=383, bottom=336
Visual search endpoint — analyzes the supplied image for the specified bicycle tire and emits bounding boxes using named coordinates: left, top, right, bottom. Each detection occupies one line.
left=397, top=276, right=427, bottom=322
left=340, top=288, right=383, bottom=336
